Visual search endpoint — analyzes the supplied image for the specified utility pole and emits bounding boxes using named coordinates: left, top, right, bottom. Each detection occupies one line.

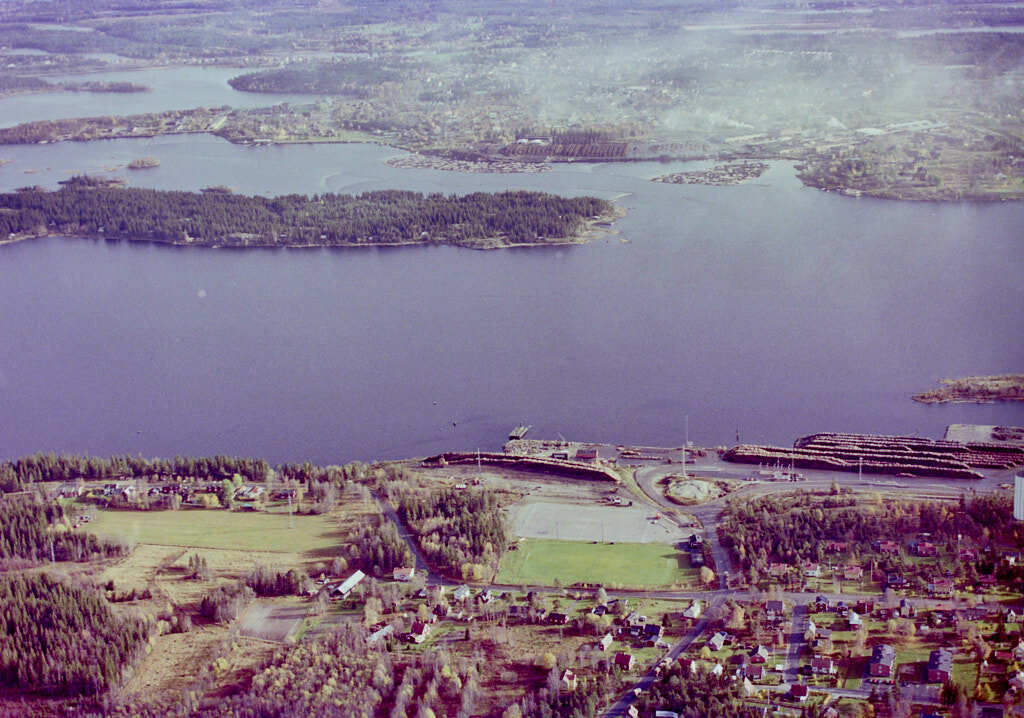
left=682, top=413, right=689, bottom=480
left=288, top=493, right=294, bottom=529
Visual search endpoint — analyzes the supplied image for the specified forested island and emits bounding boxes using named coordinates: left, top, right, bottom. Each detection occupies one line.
left=0, top=178, right=620, bottom=249
left=913, top=374, right=1024, bottom=404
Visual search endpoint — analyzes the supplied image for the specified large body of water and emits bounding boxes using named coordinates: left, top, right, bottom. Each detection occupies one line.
left=1, top=72, right=1022, bottom=465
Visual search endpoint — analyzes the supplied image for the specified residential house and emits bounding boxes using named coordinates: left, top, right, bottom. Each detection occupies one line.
left=814, top=595, right=830, bottom=613
left=1013, top=640, right=1024, bottom=662
left=749, top=645, right=771, bottom=664
left=677, top=657, right=696, bottom=675
left=477, top=589, right=494, bottom=604
left=769, top=563, right=790, bottom=579
left=844, top=565, right=864, bottom=581
left=878, top=540, right=900, bottom=555
left=393, top=567, right=416, bottom=582
left=869, top=644, right=895, bottom=677
left=683, top=601, right=702, bottom=620
left=848, top=611, right=863, bottom=630
left=825, top=540, right=848, bottom=553
left=914, top=541, right=938, bottom=557
left=887, top=574, right=907, bottom=590
left=928, top=577, right=954, bottom=596
left=899, top=599, right=916, bottom=618
left=655, top=712, right=680, bottom=718
left=927, top=649, right=953, bottom=683
left=803, top=561, right=821, bottom=578
left=548, top=612, right=569, bottom=625
left=790, top=683, right=808, bottom=702
left=598, top=633, right=614, bottom=651
left=643, top=623, right=664, bottom=645
left=855, top=600, right=874, bottom=615
left=812, top=656, right=835, bottom=675
left=710, top=663, right=724, bottom=677
left=708, top=632, right=728, bottom=652
left=1008, top=670, right=1024, bottom=693
left=960, top=547, right=977, bottom=561
left=452, top=585, right=471, bottom=602
left=407, top=622, right=430, bottom=644
left=742, top=678, right=756, bottom=697
left=614, top=652, right=634, bottom=671
left=560, top=669, right=578, bottom=691
left=745, top=663, right=764, bottom=680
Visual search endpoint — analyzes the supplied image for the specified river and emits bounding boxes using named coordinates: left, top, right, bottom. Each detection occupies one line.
left=0, top=79, right=1022, bottom=465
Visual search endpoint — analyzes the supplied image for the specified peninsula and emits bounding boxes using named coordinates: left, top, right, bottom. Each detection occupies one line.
left=0, top=178, right=620, bottom=249
left=913, top=374, right=1024, bottom=404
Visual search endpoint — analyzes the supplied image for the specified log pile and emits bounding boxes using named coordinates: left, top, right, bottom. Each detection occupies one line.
left=722, top=430, right=1024, bottom=480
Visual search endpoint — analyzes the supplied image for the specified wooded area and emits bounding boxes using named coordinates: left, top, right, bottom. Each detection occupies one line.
left=0, top=181, right=614, bottom=248
left=0, top=573, right=148, bottom=696
left=395, top=486, right=508, bottom=580
left=0, top=496, right=129, bottom=563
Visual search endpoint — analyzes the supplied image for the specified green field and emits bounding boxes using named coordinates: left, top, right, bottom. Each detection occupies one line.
left=88, top=508, right=343, bottom=555
left=496, top=539, right=694, bottom=588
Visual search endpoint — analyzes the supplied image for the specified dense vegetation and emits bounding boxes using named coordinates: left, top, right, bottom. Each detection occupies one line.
left=347, top=520, right=415, bottom=576
left=0, top=182, right=613, bottom=248
left=0, top=452, right=270, bottom=492
left=228, top=60, right=406, bottom=96
left=199, top=583, right=254, bottom=624
left=721, top=490, right=1020, bottom=575
left=0, top=496, right=129, bottom=563
left=0, top=573, right=148, bottom=696
left=635, top=664, right=762, bottom=718
left=395, top=486, right=508, bottom=579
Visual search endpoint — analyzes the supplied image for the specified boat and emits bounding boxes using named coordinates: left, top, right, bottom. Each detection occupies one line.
left=508, top=424, right=532, bottom=440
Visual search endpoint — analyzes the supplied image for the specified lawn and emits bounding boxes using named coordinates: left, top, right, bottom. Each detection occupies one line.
left=89, top=507, right=344, bottom=555
left=496, top=539, right=695, bottom=589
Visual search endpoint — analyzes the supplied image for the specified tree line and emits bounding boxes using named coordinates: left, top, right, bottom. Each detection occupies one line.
left=0, top=452, right=271, bottom=492
left=0, top=496, right=129, bottom=564
left=394, top=486, right=508, bottom=580
left=0, top=573, right=148, bottom=697
left=0, top=181, right=614, bottom=247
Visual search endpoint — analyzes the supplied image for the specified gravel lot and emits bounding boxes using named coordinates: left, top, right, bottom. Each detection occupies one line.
left=508, top=499, right=681, bottom=544
left=238, top=600, right=307, bottom=643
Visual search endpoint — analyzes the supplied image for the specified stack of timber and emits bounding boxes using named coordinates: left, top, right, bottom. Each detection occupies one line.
left=421, top=452, right=619, bottom=482
left=723, top=431, right=1024, bottom=480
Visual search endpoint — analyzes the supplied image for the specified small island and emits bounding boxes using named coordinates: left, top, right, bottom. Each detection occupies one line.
left=0, top=177, right=622, bottom=250
left=652, top=161, right=768, bottom=186
left=913, top=374, right=1024, bottom=404
left=127, top=156, right=160, bottom=170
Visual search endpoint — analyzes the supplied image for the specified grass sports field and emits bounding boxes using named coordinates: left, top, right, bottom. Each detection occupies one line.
left=88, top=508, right=342, bottom=555
left=496, top=538, right=695, bottom=588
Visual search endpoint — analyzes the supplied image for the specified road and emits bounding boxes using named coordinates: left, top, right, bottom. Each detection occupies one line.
left=783, top=602, right=809, bottom=683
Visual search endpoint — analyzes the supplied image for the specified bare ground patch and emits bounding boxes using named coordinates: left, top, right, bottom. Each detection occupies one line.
left=508, top=499, right=681, bottom=544
left=238, top=597, right=309, bottom=643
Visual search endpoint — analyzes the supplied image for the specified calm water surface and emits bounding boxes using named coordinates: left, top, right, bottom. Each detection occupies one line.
left=0, top=135, right=1022, bottom=465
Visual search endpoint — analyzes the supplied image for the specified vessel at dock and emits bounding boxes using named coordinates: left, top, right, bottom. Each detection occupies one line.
left=508, top=424, right=532, bottom=440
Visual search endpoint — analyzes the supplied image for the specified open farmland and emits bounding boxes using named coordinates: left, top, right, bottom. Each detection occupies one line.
left=88, top=507, right=344, bottom=555
left=508, top=499, right=681, bottom=544
left=496, top=538, right=695, bottom=588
